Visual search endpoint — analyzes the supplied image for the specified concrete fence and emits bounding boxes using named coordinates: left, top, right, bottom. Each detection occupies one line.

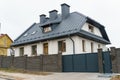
left=110, top=47, right=120, bottom=73
left=0, top=47, right=120, bottom=73
left=98, top=47, right=120, bottom=73
left=0, top=54, right=62, bottom=72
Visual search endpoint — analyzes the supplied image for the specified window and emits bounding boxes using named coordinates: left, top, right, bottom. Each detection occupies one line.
left=31, top=45, right=37, bottom=56
left=23, top=33, right=28, bottom=37
left=82, top=40, right=85, bottom=52
left=19, top=47, right=24, bottom=56
left=43, top=26, right=52, bottom=33
left=88, top=25, right=94, bottom=33
left=43, top=43, right=48, bottom=55
left=98, top=44, right=101, bottom=49
left=91, top=42, right=93, bottom=53
left=31, top=31, right=37, bottom=35
left=58, top=40, right=66, bottom=53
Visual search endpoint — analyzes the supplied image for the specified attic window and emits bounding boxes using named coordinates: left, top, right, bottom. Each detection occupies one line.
left=23, top=33, right=28, bottom=37
left=43, top=26, right=52, bottom=33
left=31, top=31, right=37, bottom=35
left=88, top=24, right=94, bottom=33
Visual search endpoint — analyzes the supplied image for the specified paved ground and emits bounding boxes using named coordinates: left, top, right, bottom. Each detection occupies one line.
left=0, top=71, right=112, bottom=80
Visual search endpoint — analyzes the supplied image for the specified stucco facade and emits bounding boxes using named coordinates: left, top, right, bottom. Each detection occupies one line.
left=13, top=35, right=107, bottom=56
left=82, top=23, right=102, bottom=37
left=11, top=3, right=110, bottom=56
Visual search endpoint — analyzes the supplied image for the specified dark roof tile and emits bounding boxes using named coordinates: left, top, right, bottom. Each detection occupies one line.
left=12, top=12, right=110, bottom=46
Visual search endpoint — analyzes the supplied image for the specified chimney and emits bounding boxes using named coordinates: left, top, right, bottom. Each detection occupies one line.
left=61, top=3, right=70, bottom=19
left=40, top=14, right=46, bottom=23
left=49, top=10, right=58, bottom=21
left=45, top=17, right=49, bottom=22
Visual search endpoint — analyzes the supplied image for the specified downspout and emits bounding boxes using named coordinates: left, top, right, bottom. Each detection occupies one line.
left=68, top=34, right=75, bottom=72
left=68, top=35, right=75, bottom=54
left=10, top=46, right=15, bottom=56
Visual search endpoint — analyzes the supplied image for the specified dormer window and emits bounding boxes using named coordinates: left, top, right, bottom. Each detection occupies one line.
left=88, top=24, right=94, bottom=33
left=43, top=26, right=52, bottom=33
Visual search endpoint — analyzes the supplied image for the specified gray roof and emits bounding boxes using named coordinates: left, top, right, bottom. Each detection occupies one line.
left=12, top=12, right=110, bottom=46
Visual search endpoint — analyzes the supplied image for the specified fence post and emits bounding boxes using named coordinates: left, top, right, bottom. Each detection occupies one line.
left=24, top=55, right=28, bottom=70
left=98, top=48, right=104, bottom=73
left=11, top=55, right=14, bottom=68
left=41, top=54, right=44, bottom=72
left=0, top=56, right=3, bottom=68
left=57, top=53, right=62, bottom=72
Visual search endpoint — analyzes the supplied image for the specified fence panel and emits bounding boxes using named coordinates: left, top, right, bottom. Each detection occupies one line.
left=62, top=55, right=73, bottom=72
left=13, top=56, right=26, bottom=69
left=62, top=53, right=99, bottom=72
left=1, top=56, right=13, bottom=68
left=43, top=54, right=61, bottom=72
left=103, top=51, right=112, bottom=73
left=73, top=54, right=86, bottom=72
left=27, top=56, right=42, bottom=71
left=86, top=53, right=98, bottom=72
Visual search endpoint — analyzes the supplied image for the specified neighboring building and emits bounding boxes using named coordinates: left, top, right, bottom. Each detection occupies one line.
left=0, top=34, right=13, bottom=56
left=11, top=3, right=110, bottom=56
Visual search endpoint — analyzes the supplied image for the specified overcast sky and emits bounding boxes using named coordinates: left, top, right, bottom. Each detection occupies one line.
left=0, top=0, right=120, bottom=47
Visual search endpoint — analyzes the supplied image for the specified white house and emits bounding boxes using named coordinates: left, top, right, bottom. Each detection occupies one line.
left=11, top=3, right=110, bottom=56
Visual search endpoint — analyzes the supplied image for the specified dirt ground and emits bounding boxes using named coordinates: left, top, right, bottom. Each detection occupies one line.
left=0, top=71, right=111, bottom=80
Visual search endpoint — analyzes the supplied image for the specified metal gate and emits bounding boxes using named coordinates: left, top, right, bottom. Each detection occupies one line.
left=62, top=52, right=112, bottom=73
left=62, top=53, right=99, bottom=72
left=102, top=51, right=112, bottom=73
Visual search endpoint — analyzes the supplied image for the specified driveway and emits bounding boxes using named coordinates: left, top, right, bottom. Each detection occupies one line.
left=0, top=71, right=111, bottom=80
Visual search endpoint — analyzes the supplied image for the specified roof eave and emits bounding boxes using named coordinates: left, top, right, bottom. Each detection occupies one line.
left=11, top=33, right=77, bottom=47
left=77, top=31, right=111, bottom=44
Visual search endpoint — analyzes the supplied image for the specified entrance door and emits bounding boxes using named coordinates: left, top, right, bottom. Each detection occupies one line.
left=43, top=43, right=48, bottom=55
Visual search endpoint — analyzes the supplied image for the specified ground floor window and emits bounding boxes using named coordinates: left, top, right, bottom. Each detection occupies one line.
left=58, top=40, right=66, bottom=53
left=19, top=47, right=24, bottom=56
left=82, top=40, right=86, bottom=52
left=91, top=42, right=93, bottom=53
left=43, top=43, right=48, bottom=55
left=98, top=44, right=101, bottom=49
left=31, top=45, right=37, bottom=56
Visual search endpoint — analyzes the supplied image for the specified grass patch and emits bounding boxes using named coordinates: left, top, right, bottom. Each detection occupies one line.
left=0, top=68, right=52, bottom=75
left=111, top=75, right=120, bottom=80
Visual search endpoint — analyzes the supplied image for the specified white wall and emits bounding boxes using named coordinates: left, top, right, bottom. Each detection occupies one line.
left=81, top=23, right=102, bottom=37
left=7, top=48, right=11, bottom=56
left=73, top=36, right=107, bottom=54
left=13, top=36, right=108, bottom=56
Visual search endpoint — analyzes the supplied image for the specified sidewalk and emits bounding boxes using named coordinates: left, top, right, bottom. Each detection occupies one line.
left=0, top=71, right=111, bottom=80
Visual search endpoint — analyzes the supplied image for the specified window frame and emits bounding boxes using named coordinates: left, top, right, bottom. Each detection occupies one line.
left=82, top=40, right=86, bottom=52
left=19, top=47, right=24, bottom=56
left=58, top=40, right=66, bottom=53
left=91, top=42, right=94, bottom=53
left=43, top=26, right=52, bottom=33
left=31, top=45, right=37, bottom=56
left=98, top=44, right=101, bottom=49
left=88, top=24, right=94, bottom=33
left=43, top=43, right=48, bottom=55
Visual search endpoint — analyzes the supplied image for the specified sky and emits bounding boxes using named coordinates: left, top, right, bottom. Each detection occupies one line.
left=0, top=0, right=120, bottom=47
